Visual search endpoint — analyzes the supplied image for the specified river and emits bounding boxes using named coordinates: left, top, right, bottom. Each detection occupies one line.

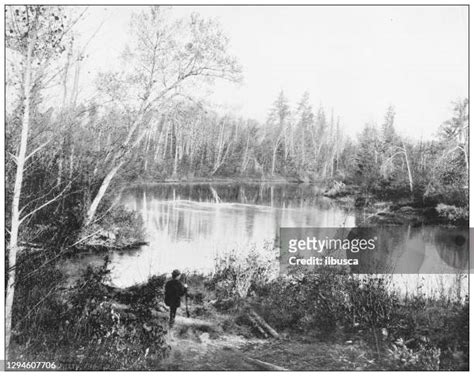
left=63, top=183, right=468, bottom=297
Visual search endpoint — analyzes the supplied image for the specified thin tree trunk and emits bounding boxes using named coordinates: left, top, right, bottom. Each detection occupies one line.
left=271, top=138, right=280, bottom=176
left=402, top=142, right=413, bottom=193
left=70, top=55, right=81, bottom=108
left=57, top=148, right=63, bottom=186
left=173, top=140, right=179, bottom=178
left=85, top=109, right=147, bottom=225
left=463, top=146, right=469, bottom=178
left=6, top=19, right=37, bottom=355
left=143, top=129, right=151, bottom=172
left=61, top=40, right=73, bottom=108
left=301, top=126, right=305, bottom=166
left=69, top=144, right=75, bottom=179
left=210, top=186, right=221, bottom=203
left=211, top=119, right=232, bottom=175
left=85, top=161, right=124, bottom=226
left=241, top=133, right=250, bottom=174
left=162, top=120, right=169, bottom=160
left=213, top=119, right=225, bottom=172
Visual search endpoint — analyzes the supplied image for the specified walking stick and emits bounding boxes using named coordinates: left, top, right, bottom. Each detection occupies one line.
left=184, top=274, right=190, bottom=318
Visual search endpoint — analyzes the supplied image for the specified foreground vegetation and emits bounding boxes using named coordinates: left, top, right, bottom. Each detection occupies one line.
left=10, top=243, right=468, bottom=371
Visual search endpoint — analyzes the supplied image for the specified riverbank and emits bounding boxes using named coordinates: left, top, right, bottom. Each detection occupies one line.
left=356, top=199, right=468, bottom=227
left=165, top=269, right=467, bottom=371
left=323, top=181, right=468, bottom=226
left=124, top=174, right=306, bottom=186
left=80, top=268, right=470, bottom=370
left=10, top=246, right=468, bottom=371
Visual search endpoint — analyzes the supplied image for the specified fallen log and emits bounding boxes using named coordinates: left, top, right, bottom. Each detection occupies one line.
left=207, top=343, right=289, bottom=371
left=244, top=356, right=288, bottom=371
left=249, top=310, right=279, bottom=338
left=247, top=313, right=268, bottom=338
left=155, top=311, right=218, bottom=331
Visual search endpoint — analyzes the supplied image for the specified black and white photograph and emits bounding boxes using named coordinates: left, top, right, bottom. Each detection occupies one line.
left=3, top=3, right=470, bottom=371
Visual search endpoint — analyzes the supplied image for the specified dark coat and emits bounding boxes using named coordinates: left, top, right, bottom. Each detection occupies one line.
left=164, top=279, right=186, bottom=307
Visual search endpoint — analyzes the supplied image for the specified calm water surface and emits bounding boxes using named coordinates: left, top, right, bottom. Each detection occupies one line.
left=64, top=183, right=468, bottom=296
left=114, top=183, right=354, bottom=286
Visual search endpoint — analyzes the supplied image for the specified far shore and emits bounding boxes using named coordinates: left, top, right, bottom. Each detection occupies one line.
left=123, top=176, right=315, bottom=187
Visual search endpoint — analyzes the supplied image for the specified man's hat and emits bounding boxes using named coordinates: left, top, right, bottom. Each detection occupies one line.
left=172, top=269, right=181, bottom=278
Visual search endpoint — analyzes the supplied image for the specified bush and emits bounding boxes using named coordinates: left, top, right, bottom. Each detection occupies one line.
left=255, top=271, right=350, bottom=336
left=345, top=276, right=399, bottom=332
left=386, top=338, right=441, bottom=370
left=61, top=261, right=170, bottom=370
left=207, top=241, right=278, bottom=302
left=119, top=274, right=167, bottom=306
left=77, top=205, right=146, bottom=250
left=391, top=296, right=468, bottom=370
left=254, top=273, right=399, bottom=339
left=11, top=256, right=170, bottom=370
left=11, top=248, right=66, bottom=349
left=251, top=271, right=467, bottom=370
left=435, top=203, right=468, bottom=224
left=99, top=205, right=146, bottom=244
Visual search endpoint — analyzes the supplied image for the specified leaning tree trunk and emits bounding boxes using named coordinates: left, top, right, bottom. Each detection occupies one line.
left=84, top=109, right=147, bottom=226
left=6, top=22, right=37, bottom=355
left=85, top=161, right=124, bottom=226
left=402, top=142, right=413, bottom=193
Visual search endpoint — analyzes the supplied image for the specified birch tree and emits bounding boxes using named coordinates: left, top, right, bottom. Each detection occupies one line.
left=5, top=5, right=72, bottom=355
left=267, top=91, right=290, bottom=175
left=381, top=141, right=414, bottom=193
left=295, top=92, right=314, bottom=171
left=85, top=7, right=241, bottom=225
left=441, top=99, right=469, bottom=181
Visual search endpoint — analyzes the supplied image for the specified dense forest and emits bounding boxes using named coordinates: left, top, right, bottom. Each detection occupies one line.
left=5, top=5, right=469, bottom=368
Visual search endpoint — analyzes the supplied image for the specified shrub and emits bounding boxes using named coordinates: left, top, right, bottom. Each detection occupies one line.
left=386, top=338, right=441, bottom=370
left=345, top=276, right=399, bottom=331
left=252, top=270, right=467, bottom=370
left=66, top=260, right=170, bottom=367
left=120, top=274, right=167, bottom=306
left=255, top=271, right=351, bottom=336
left=435, top=203, right=468, bottom=224
left=12, top=256, right=170, bottom=370
left=11, top=248, right=66, bottom=349
left=99, top=205, right=146, bottom=244
left=207, top=241, right=278, bottom=301
left=391, top=296, right=468, bottom=370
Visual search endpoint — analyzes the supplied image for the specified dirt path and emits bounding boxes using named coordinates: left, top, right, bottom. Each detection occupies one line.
left=157, top=315, right=378, bottom=371
left=162, top=332, right=269, bottom=370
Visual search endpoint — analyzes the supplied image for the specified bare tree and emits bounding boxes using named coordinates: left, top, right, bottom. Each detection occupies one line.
left=5, top=5, right=74, bottom=354
left=441, top=99, right=469, bottom=179
left=267, top=91, right=290, bottom=176
left=85, top=7, right=241, bottom=225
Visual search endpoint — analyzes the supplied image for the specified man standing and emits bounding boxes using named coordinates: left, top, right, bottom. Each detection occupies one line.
left=164, top=269, right=188, bottom=327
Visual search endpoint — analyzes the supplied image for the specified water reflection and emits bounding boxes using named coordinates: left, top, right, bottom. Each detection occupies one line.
left=347, top=226, right=469, bottom=274
left=64, top=183, right=467, bottom=297
left=111, top=183, right=354, bottom=286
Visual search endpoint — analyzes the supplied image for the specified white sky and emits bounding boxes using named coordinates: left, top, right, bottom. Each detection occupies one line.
left=74, top=5, right=468, bottom=140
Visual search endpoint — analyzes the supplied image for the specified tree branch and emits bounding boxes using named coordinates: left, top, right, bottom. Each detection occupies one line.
left=24, top=140, right=51, bottom=162
left=19, top=183, right=70, bottom=225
